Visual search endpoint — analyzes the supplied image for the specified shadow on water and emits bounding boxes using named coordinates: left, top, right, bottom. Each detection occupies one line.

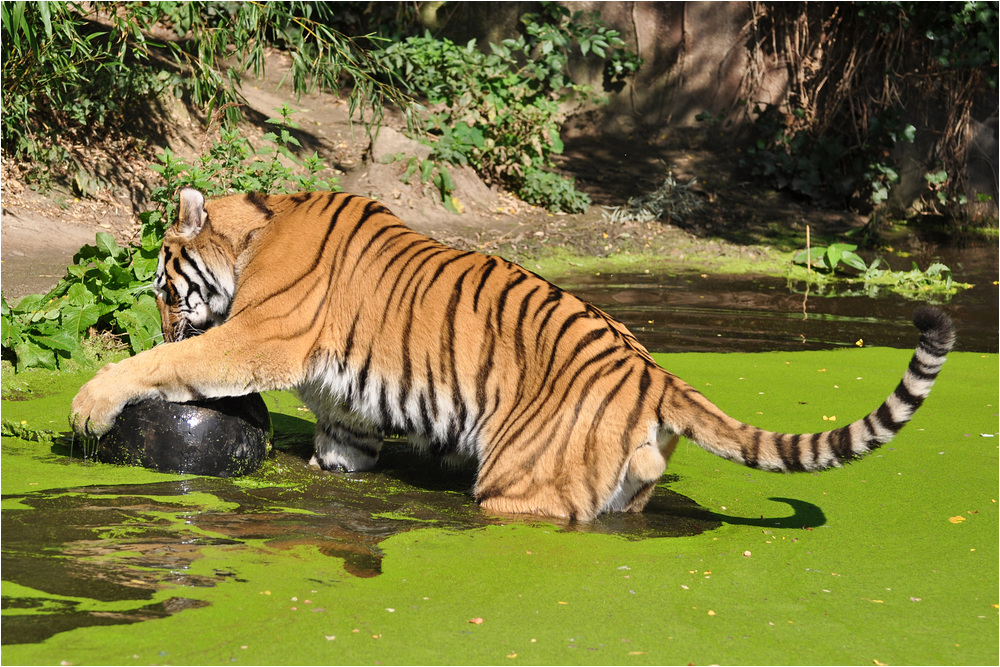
left=2, top=425, right=826, bottom=645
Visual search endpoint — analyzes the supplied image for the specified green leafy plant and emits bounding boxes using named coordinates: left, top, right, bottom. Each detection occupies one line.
left=1, top=418, right=57, bottom=444
left=383, top=152, right=461, bottom=213
left=518, top=166, right=591, bottom=213
left=924, top=168, right=970, bottom=209
left=375, top=2, right=639, bottom=212
left=793, top=242, right=869, bottom=273
left=1, top=232, right=158, bottom=370
left=790, top=242, right=971, bottom=301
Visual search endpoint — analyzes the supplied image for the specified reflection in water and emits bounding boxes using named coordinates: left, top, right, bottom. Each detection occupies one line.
left=558, top=264, right=997, bottom=354
left=554, top=235, right=997, bottom=354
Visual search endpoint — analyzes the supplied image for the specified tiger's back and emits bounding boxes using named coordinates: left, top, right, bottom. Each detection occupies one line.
left=73, top=189, right=955, bottom=520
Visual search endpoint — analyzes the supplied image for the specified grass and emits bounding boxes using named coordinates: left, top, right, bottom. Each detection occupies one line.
left=1, top=346, right=997, bottom=665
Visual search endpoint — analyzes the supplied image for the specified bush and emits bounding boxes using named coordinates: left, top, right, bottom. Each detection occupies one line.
left=1, top=1, right=403, bottom=186
left=375, top=2, right=640, bottom=212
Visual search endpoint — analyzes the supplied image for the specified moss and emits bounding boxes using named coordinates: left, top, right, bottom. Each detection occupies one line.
left=525, top=246, right=796, bottom=284
left=2, top=349, right=997, bottom=665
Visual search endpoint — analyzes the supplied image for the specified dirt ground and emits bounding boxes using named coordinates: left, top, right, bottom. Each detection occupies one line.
left=0, top=57, right=864, bottom=301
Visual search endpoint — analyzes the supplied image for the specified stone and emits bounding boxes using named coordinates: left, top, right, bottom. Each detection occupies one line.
left=97, top=394, right=271, bottom=477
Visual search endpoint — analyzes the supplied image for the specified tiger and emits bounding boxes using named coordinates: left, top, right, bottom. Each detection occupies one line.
left=71, top=188, right=956, bottom=520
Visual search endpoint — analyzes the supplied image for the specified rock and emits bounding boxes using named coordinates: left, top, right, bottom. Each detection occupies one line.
left=97, top=394, right=271, bottom=477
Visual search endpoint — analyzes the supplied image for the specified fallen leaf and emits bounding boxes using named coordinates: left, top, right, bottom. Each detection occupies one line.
left=469, top=617, right=484, bottom=625
left=948, top=516, right=966, bottom=524
left=874, top=660, right=887, bottom=666
left=707, top=610, right=716, bottom=616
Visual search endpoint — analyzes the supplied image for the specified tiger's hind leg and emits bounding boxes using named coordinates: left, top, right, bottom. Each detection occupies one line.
left=603, top=432, right=680, bottom=514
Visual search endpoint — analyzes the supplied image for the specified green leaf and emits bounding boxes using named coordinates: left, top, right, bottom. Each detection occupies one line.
left=12, top=293, right=46, bottom=314
left=32, top=328, right=79, bottom=353
left=131, top=255, right=159, bottom=281
left=95, top=232, right=121, bottom=260
left=400, top=157, right=419, bottom=185
left=65, top=282, right=96, bottom=306
left=62, top=302, right=102, bottom=335
left=823, top=245, right=843, bottom=270
left=115, top=294, right=162, bottom=353
left=420, top=160, right=435, bottom=184
left=549, top=129, right=564, bottom=154
left=14, top=340, right=56, bottom=370
left=925, top=169, right=948, bottom=185
left=1, top=313, right=24, bottom=347
left=839, top=250, right=868, bottom=272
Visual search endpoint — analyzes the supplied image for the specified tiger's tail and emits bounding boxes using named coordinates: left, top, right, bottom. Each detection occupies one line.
left=661, top=307, right=955, bottom=472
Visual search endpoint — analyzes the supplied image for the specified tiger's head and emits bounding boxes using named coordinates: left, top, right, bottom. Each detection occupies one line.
left=153, top=188, right=237, bottom=342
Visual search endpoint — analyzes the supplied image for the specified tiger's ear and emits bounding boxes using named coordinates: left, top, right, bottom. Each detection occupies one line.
left=175, top=188, right=208, bottom=238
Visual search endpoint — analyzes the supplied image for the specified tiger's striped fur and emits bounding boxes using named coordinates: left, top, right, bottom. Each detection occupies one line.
left=71, top=189, right=955, bottom=520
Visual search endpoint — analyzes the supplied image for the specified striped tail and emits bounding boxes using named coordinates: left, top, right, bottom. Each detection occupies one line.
left=668, top=306, right=956, bottom=472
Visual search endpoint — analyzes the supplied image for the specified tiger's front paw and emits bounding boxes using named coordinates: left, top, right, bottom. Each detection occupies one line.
left=70, top=363, right=141, bottom=437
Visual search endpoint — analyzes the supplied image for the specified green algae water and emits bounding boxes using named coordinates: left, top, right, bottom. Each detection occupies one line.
left=2, top=347, right=997, bottom=665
